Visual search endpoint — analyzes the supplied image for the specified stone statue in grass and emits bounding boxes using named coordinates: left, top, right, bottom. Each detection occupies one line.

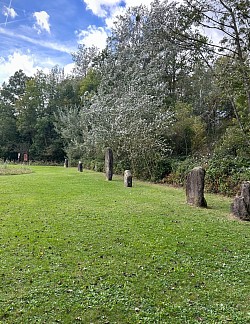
left=231, top=181, right=250, bottom=221
left=186, top=166, right=207, bottom=208
left=105, top=148, right=113, bottom=181
left=124, top=170, right=132, bottom=187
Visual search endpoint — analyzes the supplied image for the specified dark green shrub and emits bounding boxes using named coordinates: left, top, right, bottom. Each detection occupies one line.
left=113, top=160, right=131, bottom=175
left=83, top=159, right=104, bottom=172
left=164, top=155, right=250, bottom=196
left=152, top=158, right=172, bottom=182
left=205, top=155, right=250, bottom=196
left=163, top=157, right=204, bottom=186
left=94, top=161, right=104, bottom=172
left=163, top=155, right=250, bottom=196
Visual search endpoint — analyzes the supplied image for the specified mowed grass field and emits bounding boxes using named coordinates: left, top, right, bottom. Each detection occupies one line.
left=0, top=166, right=250, bottom=323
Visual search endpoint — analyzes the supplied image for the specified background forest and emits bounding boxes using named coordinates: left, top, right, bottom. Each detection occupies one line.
left=1, top=0, right=250, bottom=195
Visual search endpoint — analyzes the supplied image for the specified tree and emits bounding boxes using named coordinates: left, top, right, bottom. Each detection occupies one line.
left=54, top=106, right=86, bottom=161
left=182, top=0, right=250, bottom=146
left=79, top=68, right=101, bottom=98
left=72, top=45, right=99, bottom=78
left=0, top=100, right=18, bottom=160
left=54, top=1, right=250, bottom=179
left=9, top=69, right=66, bottom=161
left=15, top=78, right=41, bottom=148
left=56, top=2, right=212, bottom=177
left=0, top=70, right=29, bottom=159
left=1, top=70, right=29, bottom=107
left=170, top=102, right=206, bottom=156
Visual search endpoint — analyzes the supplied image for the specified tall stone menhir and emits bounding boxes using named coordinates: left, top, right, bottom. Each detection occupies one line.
left=186, top=166, right=207, bottom=208
left=105, top=148, right=113, bottom=181
left=231, top=181, right=250, bottom=221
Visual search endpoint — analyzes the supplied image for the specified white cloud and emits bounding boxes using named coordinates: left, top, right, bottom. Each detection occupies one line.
left=0, top=27, right=73, bottom=54
left=83, top=0, right=121, bottom=17
left=76, top=25, right=108, bottom=50
left=0, top=51, right=50, bottom=84
left=33, top=11, right=50, bottom=34
left=105, top=5, right=126, bottom=29
left=125, top=0, right=153, bottom=7
left=79, top=0, right=155, bottom=51
left=79, top=0, right=154, bottom=50
left=83, top=0, right=155, bottom=17
left=64, top=63, right=75, bottom=76
left=3, top=6, right=18, bottom=19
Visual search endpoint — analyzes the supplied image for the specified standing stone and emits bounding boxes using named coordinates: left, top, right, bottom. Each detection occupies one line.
left=231, top=181, right=250, bottom=220
left=78, top=161, right=83, bottom=172
left=105, top=148, right=113, bottom=180
left=64, top=158, right=69, bottom=168
left=186, top=166, right=207, bottom=207
left=124, top=170, right=132, bottom=187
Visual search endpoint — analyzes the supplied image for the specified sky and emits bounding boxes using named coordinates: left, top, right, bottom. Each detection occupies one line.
left=0, top=0, right=155, bottom=84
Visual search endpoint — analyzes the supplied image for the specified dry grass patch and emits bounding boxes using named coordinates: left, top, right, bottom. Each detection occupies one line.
left=0, top=164, right=32, bottom=175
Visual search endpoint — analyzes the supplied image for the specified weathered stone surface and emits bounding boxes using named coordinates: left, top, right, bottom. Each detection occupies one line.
left=231, top=181, right=250, bottom=221
left=241, top=181, right=250, bottom=209
left=186, top=166, right=207, bottom=207
left=124, top=170, right=132, bottom=187
left=105, top=148, right=113, bottom=180
left=78, top=161, right=83, bottom=172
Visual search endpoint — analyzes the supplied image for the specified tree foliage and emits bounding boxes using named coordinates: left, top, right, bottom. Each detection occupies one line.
left=1, top=0, right=250, bottom=187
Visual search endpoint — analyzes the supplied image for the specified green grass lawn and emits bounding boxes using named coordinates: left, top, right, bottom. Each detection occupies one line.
left=0, top=166, right=250, bottom=323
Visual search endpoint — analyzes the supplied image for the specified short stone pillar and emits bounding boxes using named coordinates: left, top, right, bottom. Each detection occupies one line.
left=124, top=170, right=132, bottom=187
left=64, top=158, right=68, bottom=168
left=78, top=161, right=83, bottom=172
left=231, top=181, right=250, bottom=220
left=105, top=148, right=113, bottom=180
left=186, top=166, right=207, bottom=207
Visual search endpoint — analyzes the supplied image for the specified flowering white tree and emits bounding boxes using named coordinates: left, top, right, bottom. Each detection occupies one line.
left=56, top=1, right=209, bottom=178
